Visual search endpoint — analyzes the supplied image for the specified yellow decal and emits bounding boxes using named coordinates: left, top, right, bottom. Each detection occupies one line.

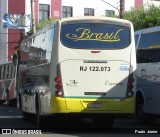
left=149, top=45, right=160, bottom=49
left=66, top=28, right=123, bottom=42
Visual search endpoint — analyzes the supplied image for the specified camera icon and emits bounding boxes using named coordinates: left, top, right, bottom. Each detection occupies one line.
left=2, top=129, right=11, bottom=134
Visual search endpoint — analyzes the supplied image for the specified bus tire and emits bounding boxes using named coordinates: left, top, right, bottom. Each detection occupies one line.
left=136, top=93, right=151, bottom=124
left=35, top=94, right=43, bottom=126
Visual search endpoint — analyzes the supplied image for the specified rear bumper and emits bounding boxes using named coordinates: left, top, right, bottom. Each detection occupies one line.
left=51, top=96, right=135, bottom=114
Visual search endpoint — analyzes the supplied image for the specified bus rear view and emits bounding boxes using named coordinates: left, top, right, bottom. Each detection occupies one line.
left=52, top=17, right=136, bottom=126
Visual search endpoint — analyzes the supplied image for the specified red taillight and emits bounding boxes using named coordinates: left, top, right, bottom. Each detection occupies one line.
left=55, top=84, right=62, bottom=89
left=55, top=76, right=63, bottom=97
left=55, top=77, right=61, bottom=83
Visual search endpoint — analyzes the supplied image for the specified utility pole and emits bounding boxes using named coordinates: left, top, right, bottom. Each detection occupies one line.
left=101, top=0, right=124, bottom=19
left=31, top=0, right=36, bottom=33
left=120, top=0, right=124, bottom=19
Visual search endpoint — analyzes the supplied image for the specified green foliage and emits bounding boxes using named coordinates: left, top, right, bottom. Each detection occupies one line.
left=123, top=5, right=160, bottom=31
left=36, top=18, right=57, bottom=31
left=23, top=18, right=57, bottom=39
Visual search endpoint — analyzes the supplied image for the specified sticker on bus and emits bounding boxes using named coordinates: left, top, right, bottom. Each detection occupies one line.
left=119, top=65, right=130, bottom=71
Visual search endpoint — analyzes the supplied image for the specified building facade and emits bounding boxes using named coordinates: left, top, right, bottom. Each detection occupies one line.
left=0, top=0, right=160, bottom=64
left=0, top=0, right=61, bottom=64
left=61, top=0, right=160, bottom=18
left=62, top=0, right=121, bottom=18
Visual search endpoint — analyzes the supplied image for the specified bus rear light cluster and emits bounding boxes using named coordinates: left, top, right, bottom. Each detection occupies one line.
left=127, top=74, right=134, bottom=97
left=55, top=76, right=63, bottom=97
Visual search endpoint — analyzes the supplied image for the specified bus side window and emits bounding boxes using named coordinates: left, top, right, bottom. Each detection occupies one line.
left=5, top=65, right=9, bottom=79
left=4, top=65, right=7, bottom=79
left=8, top=64, right=12, bottom=78
left=145, top=52, right=151, bottom=63
left=11, top=65, right=15, bottom=78
left=137, top=51, right=146, bottom=63
left=7, top=65, right=9, bottom=79
left=4, top=65, right=6, bottom=79
left=7, top=65, right=9, bottom=78
left=155, top=52, right=160, bottom=62
left=152, top=50, right=160, bottom=62
left=148, top=56, right=152, bottom=62
left=137, top=50, right=143, bottom=63
left=2, top=66, right=5, bottom=79
left=1, top=66, right=3, bottom=79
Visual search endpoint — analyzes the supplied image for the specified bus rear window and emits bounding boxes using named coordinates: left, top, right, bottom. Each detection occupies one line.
left=22, top=75, right=49, bottom=87
left=61, top=23, right=131, bottom=49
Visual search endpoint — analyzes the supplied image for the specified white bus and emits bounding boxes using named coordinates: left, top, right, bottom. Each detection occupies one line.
left=17, top=17, right=136, bottom=126
left=135, top=26, right=160, bottom=123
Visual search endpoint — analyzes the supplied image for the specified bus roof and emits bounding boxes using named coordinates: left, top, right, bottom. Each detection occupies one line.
left=135, top=26, right=160, bottom=35
left=60, top=16, right=132, bottom=24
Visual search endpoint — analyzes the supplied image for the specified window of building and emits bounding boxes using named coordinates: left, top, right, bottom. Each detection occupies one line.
left=0, top=66, right=4, bottom=79
left=39, top=4, right=50, bottom=21
left=2, top=66, right=5, bottom=79
left=62, top=6, right=73, bottom=18
left=84, top=8, right=94, bottom=16
left=11, top=65, right=15, bottom=78
left=4, top=65, right=9, bottom=79
left=105, top=10, right=115, bottom=17
left=8, top=64, right=13, bottom=78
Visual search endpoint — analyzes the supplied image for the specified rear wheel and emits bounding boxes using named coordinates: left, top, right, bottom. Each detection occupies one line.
left=136, top=95, right=151, bottom=124
left=35, top=94, right=43, bottom=126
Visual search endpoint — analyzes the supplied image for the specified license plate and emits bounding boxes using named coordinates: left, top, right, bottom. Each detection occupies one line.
left=87, top=103, right=103, bottom=108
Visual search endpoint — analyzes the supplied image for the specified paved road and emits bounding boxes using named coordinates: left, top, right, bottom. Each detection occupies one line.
left=0, top=104, right=160, bottom=136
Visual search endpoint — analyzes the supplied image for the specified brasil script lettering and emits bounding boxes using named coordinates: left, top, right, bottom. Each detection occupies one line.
left=66, top=28, right=123, bottom=42
left=141, top=69, right=160, bottom=81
